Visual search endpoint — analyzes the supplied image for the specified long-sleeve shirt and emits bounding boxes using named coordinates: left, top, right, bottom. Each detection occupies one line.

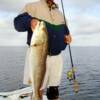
left=14, top=0, right=70, bottom=55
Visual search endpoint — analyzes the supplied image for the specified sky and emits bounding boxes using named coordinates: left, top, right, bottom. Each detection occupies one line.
left=0, top=0, right=100, bottom=46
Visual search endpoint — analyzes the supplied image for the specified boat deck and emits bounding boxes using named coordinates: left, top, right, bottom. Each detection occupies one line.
left=0, top=87, right=47, bottom=100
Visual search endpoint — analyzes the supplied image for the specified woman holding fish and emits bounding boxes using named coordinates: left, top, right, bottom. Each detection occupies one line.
left=14, top=0, right=72, bottom=100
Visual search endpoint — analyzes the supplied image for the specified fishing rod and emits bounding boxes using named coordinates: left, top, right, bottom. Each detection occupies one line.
left=60, top=0, right=79, bottom=93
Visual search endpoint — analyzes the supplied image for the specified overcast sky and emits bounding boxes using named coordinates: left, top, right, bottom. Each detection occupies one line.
left=0, top=0, right=100, bottom=46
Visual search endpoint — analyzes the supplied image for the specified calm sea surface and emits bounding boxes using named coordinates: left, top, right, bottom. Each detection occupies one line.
left=0, top=46, right=100, bottom=100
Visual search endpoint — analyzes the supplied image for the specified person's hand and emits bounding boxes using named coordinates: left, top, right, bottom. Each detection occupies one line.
left=64, top=34, right=72, bottom=44
left=31, top=19, right=39, bottom=31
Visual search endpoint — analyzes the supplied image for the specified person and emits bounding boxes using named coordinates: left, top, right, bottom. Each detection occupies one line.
left=14, top=0, right=72, bottom=100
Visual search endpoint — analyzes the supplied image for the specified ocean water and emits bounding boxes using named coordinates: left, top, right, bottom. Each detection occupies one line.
left=0, top=46, right=100, bottom=100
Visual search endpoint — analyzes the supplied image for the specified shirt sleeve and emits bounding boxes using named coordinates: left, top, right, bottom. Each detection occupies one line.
left=57, top=10, right=70, bottom=35
left=14, top=12, right=33, bottom=32
left=64, top=24, right=70, bottom=35
left=13, top=3, right=35, bottom=32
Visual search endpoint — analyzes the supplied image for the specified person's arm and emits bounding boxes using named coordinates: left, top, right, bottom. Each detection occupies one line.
left=56, top=9, right=72, bottom=44
left=64, top=26, right=72, bottom=44
left=14, top=12, right=33, bottom=32
left=64, top=24, right=70, bottom=35
left=64, top=25, right=72, bottom=44
left=13, top=3, right=38, bottom=32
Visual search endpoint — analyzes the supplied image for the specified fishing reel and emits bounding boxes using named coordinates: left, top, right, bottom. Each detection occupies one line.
left=67, top=68, right=76, bottom=81
left=66, top=68, right=79, bottom=93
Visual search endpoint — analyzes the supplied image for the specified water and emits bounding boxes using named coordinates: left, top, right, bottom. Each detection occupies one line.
left=0, top=46, right=100, bottom=100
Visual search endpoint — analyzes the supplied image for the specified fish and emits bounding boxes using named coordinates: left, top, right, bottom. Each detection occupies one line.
left=30, top=21, right=48, bottom=100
